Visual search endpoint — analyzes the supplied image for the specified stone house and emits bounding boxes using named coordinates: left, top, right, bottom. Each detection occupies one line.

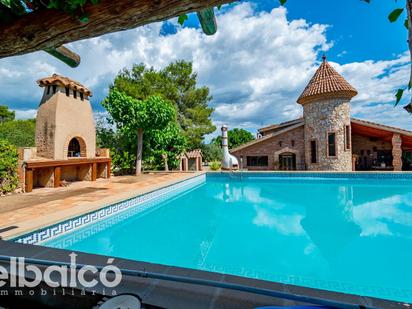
left=231, top=57, right=412, bottom=171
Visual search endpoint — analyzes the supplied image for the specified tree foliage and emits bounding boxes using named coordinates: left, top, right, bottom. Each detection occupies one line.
left=0, top=106, right=35, bottom=147
left=96, top=122, right=137, bottom=175
left=0, top=105, right=15, bottom=122
left=103, top=90, right=175, bottom=133
left=101, top=89, right=186, bottom=173
left=0, top=139, right=18, bottom=194
left=112, top=60, right=215, bottom=149
left=212, top=128, right=254, bottom=150
left=200, top=143, right=223, bottom=162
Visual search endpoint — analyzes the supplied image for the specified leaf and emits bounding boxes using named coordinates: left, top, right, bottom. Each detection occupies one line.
left=217, top=5, right=222, bottom=10
left=79, top=15, right=89, bottom=23
left=279, top=0, right=287, bottom=5
left=178, top=14, right=188, bottom=26
left=395, top=88, right=405, bottom=106
left=405, top=18, right=409, bottom=30
left=388, top=8, right=404, bottom=23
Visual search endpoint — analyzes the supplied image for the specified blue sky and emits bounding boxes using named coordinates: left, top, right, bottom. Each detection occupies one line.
left=0, top=0, right=410, bottom=134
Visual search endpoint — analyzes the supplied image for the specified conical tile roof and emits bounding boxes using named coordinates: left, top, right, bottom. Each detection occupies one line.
left=297, top=57, right=357, bottom=105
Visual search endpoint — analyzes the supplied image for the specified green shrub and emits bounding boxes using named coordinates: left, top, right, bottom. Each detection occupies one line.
left=209, top=161, right=221, bottom=171
left=0, top=119, right=36, bottom=147
left=0, top=139, right=18, bottom=194
left=201, top=143, right=223, bottom=163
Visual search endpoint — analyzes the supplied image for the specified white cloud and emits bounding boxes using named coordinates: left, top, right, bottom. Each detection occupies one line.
left=353, top=193, right=412, bottom=237
left=14, top=109, right=37, bottom=119
left=0, top=2, right=411, bottom=132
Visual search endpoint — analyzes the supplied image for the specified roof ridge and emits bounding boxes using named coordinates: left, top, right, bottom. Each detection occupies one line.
left=259, top=118, right=304, bottom=132
left=231, top=122, right=304, bottom=153
left=351, top=118, right=412, bottom=136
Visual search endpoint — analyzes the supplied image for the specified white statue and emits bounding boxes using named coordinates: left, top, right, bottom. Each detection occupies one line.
left=221, top=125, right=239, bottom=170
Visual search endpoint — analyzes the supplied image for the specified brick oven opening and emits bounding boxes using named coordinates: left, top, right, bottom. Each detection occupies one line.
left=68, top=137, right=86, bottom=158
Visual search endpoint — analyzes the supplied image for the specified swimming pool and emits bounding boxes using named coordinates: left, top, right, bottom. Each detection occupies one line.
left=22, top=173, right=412, bottom=303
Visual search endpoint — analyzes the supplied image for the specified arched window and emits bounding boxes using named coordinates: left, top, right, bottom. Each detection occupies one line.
left=68, top=138, right=81, bottom=157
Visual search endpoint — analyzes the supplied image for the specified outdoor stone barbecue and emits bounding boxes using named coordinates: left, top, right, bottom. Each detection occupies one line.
left=18, top=74, right=111, bottom=192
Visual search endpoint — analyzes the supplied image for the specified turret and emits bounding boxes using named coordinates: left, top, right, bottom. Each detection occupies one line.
left=221, top=125, right=239, bottom=170
left=297, top=56, right=357, bottom=171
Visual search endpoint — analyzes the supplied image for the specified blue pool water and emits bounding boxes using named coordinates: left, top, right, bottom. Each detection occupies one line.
left=43, top=174, right=412, bottom=303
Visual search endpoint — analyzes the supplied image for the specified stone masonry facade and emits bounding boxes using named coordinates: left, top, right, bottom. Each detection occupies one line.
left=392, top=133, right=403, bottom=171
left=303, top=98, right=352, bottom=171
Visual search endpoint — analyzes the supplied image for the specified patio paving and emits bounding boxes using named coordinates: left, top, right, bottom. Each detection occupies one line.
left=0, top=172, right=201, bottom=240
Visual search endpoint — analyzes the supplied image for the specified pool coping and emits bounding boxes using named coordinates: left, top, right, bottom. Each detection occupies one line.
left=1, top=172, right=205, bottom=241
left=0, top=240, right=409, bottom=308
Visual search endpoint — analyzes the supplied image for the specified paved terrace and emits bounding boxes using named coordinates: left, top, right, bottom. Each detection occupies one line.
left=0, top=172, right=201, bottom=240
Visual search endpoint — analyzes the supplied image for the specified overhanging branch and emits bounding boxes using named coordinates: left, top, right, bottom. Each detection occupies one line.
left=0, top=0, right=234, bottom=59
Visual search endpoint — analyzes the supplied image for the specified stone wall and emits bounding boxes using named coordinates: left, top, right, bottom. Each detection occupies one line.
left=303, top=98, right=352, bottom=171
left=231, top=126, right=305, bottom=170
left=392, top=133, right=403, bottom=171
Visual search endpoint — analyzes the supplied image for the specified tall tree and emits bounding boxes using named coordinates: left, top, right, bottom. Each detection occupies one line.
left=113, top=60, right=215, bottom=148
left=102, top=89, right=177, bottom=174
left=212, top=128, right=255, bottom=149
left=0, top=105, right=15, bottom=123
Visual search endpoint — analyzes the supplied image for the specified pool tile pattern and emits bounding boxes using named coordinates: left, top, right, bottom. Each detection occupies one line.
left=14, top=174, right=206, bottom=244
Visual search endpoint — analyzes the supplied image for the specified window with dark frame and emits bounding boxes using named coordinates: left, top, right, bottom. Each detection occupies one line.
left=345, top=125, right=351, bottom=150
left=247, top=156, right=269, bottom=167
left=52, top=85, right=57, bottom=94
left=328, top=132, right=336, bottom=157
left=47, top=86, right=50, bottom=95
left=310, top=140, right=317, bottom=163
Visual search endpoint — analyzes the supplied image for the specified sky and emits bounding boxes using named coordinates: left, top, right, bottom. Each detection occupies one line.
left=0, top=0, right=411, bottom=137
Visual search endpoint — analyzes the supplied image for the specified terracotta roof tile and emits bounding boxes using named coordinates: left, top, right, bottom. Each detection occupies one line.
left=297, top=58, right=357, bottom=104
left=37, top=74, right=92, bottom=96
left=185, top=149, right=202, bottom=158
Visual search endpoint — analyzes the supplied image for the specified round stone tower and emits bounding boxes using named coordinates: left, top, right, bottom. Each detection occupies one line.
left=35, top=74, right=96, bottom=160
left=297, top=56, right=357, bottom=171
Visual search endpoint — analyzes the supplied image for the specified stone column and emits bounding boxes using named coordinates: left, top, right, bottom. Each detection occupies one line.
left=392, top=133, right=402, bottom=171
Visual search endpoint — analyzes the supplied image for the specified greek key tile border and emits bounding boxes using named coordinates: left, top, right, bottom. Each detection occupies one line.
left=14, top=174, right=206, bottom=245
